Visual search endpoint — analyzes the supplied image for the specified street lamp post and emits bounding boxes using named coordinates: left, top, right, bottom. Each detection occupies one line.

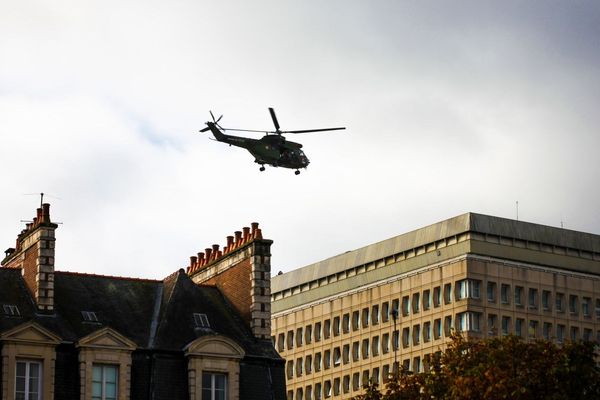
left=391, top=308, right=399, bottom=377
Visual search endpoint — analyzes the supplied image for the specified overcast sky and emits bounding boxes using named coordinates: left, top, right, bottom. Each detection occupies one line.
left=1, top=1, right=599, bottom=279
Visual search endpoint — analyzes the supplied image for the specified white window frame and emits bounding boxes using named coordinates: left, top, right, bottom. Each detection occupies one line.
left=92, top=364, right=119, bottom=400
left=15, top=360, right=42, bottom=400
left=458, top=279, right=481, bottom=300
left=202, top=372, right=227, bottom=400
left=457, top=312, right=481, bottom=332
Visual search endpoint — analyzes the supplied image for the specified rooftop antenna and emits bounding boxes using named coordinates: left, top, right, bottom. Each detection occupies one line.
left=21, top=193, right=64, bottom=225
left=23, top=192, right=62, bottom=208
left=560, top=214, right=564, bottom=229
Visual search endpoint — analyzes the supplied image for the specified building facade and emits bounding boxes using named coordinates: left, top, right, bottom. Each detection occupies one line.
left=270, top=213, right=600, bottom=400
left=0, top=204, right=285, bottom=400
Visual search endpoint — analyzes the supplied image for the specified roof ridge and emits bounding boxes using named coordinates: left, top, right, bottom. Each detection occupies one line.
left=147, top=283, right=164, bottom=348
left=55, top=270, right=160, bottom=282
left=162, top=268, right=184, bottom=282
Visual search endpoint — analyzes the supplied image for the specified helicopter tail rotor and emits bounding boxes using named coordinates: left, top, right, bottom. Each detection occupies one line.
left=199, top=110, right=225, bottom=133
left=209, top=110, right=223, bottom=124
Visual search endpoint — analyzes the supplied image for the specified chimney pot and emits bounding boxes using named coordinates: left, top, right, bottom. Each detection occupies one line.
left=227, top=236, right=234, bottom=247
left=251, top=222, right=259, bottom=233
left=243, top=227, right=250, bottom=240
left=190, top=256, right=197, bottom=267
left=256, top=228, right=263, bottom=239
left=234, top=231, right=242, bottom=243
left=197, top=252, right=204, bottom=261
left=36, top=208, right=42, bottom=220
left=42, top=203, right=51, bottom=223
left=205, top=248, right=212, bottom=260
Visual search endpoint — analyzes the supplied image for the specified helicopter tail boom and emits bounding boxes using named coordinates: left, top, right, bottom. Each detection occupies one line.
left=201, top=122, right=257, bottom=148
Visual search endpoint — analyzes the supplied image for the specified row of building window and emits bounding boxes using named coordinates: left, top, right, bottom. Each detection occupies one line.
left=285, top=357, right=436, bottom=400
left=15, top=361, right=118, bottom=400
left=13, top=359, right=225, bottom=400
left=273, top=233, right=600, bottom=302
left=284, top=314, right=600, bottom=380
left=286, top=366, right=385, bottom=400
left=275, top=280, right=600, bottom=352
left=284, top=311, right=598, bottom=400
left=473, top=279, right=600, bottom=317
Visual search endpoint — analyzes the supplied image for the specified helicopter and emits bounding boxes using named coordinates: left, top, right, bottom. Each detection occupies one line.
left=199, top=108, right=345, bottom=175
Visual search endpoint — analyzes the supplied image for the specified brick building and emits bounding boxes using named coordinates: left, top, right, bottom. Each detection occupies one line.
left=0, top=204, right=285, bottom=400
left=271, top=213, right=600, bottom=400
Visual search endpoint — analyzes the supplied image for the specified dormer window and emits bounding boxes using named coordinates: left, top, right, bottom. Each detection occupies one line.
left=81, top=311, right=98, bottom=322
left=194, top=313, right=210, bottom=328
left=3, top=304, right=20, bottom=317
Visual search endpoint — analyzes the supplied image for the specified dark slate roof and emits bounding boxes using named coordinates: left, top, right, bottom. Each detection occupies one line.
left=153, top=270, right=279, bottom=357
left=52, top=271, right=160, bottom=345
left=0, top=269, right=38, bottom=332
left=0, top=268, right=279, bottom=360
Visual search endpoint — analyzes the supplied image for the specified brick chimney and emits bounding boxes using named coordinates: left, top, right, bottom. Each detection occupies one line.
left=187, top=223, right=273, bottom=340
left=1, top=203, right=58, bottom=311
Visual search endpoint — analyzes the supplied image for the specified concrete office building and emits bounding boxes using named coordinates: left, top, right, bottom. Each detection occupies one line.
left=271, top=213, right=600, bottom=400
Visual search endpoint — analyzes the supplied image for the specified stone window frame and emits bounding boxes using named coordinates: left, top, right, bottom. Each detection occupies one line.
left=0, top=322, right=61, bottom=400
left=76, top=327, right=137, bottom=400
left=184, top=335, right=245, bottom=400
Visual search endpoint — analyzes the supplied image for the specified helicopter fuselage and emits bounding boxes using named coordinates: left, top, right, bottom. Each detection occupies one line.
left=205, top=122, right=309, bottom=170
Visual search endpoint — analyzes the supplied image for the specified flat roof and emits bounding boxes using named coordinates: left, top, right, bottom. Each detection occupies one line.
left=272, top=212, right=600, bottom=293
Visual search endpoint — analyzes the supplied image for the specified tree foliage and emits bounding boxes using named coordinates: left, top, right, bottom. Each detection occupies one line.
left=353, top=334, right=600, bottom=400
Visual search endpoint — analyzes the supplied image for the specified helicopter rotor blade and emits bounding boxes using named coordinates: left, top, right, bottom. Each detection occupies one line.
left=268, top=107, right=281, bottom=132
left=216, top=114, right=223, bottom=123
left=209, top=110, right=216, bottom=122
left=199, top=126, right=211, bottom=132
left=283, top=127, right=346, bottom=134
left=220, top=128, right=276, bottom=134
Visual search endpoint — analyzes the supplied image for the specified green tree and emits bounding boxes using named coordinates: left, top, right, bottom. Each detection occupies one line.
left=352, top=334, right=599, bottom=400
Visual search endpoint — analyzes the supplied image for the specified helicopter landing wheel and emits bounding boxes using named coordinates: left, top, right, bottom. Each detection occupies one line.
left=259, top=166, right=265, bottom=172
left=295, top=170, right=300, bottom=175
